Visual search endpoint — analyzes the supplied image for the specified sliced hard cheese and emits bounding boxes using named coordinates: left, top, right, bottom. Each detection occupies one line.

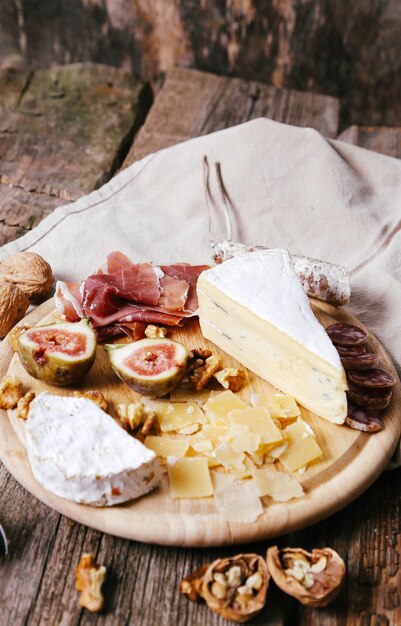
left=211, top=472, right=263, bottom=523
left=274, top=394, right=302, bottom=418
left=197, top=250, right=347, bottom=423
left=145, top=400, right=205, bottom=432
left=279, top=435, right=323, bottom=472
left=168, top=457, right=213, bottom=498
left=251, top=394, right=287, bottom=418
left=203, top=390, right=248, bottom=424
left=144, top=436, right=189, bottom=458
left=228, top=407, right=283, bottom=444
left=25, top=392, right=161, bottom=506
left=252, top=467, right=304, bottom=501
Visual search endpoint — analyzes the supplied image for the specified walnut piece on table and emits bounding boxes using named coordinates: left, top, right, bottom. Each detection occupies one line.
left=76, top=553, right=107, bottom=613
left=0, top=376, right=24, bottom=409
left=16, top=391, right=35, bottom=420
left=180, top=554, right=270, bottom=623
left=266, top=546, right=346, bottom=607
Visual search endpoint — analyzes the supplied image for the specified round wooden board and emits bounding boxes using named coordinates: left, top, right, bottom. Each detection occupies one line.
left=0, top=299, right=400, bottom=547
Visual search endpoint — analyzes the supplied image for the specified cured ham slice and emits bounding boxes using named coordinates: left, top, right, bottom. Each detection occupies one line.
left=55, top=252, right=209, bottom=338
left=86, top=263, right=161, bottom=308
left=103, top=251, right=134, bottom=273
left=160, top=264, right=210, bottom=313
left=159, top=275, right=189, bottom=312
left=55, top=281, right=83, bottom=321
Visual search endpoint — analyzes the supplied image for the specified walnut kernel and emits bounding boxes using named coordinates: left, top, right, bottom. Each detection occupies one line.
left=76, top=553, right=107, bottom=613
left=16, top=391, right=35, bottom=420
left=190, top=355, right=222, bottom=391
left=117, top=402, right=154, bottom=430
left=73, top=390, right=108, bottom=412
left=0, top=376, right=24, bottom=409
left=145, top=325, right=167, bottom=339
left=214, top=368, right=247, bottom=392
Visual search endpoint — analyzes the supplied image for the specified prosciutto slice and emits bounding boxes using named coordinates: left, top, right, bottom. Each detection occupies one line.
left=160, top=264, right=210, bottom=313
left=55, top=252, right=209, bottom=339
left=55, top=281, right=83, bottom=321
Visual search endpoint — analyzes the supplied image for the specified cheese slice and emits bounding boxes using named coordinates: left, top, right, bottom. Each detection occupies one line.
left=168, top=457, right=213, bottom=498
left=25, top=392, right=162, bottom=506
left=197, top=250, right=347, bottom=423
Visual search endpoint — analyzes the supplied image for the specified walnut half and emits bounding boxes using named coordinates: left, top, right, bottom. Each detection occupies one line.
left=180, top=554, right=269, bottom=623
left=76, top=553, right=107, bottom=613
left=266, top=546, right=345, bottom=607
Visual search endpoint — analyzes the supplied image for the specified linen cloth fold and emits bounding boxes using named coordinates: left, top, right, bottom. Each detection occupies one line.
left=1, top=118, right=401, bottom=460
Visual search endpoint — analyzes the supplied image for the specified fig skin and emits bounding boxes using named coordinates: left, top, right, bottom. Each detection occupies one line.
left=105, top=338, right=188, bottom=397
left=17, top=319, right=96, bottom=386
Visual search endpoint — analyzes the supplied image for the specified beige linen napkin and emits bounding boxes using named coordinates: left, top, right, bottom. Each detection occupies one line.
left=1, top=118, right=401, bottom=460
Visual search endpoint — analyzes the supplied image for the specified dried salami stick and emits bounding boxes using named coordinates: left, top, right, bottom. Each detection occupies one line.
left=210, top=240, right=351, bottom=306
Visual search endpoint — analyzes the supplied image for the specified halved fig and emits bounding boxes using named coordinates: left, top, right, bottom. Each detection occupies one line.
left=17, top=319, right=96, bottom=386
left=266, top=546, right=345, bottom=608
left=105, top=338, right=188, bottom=397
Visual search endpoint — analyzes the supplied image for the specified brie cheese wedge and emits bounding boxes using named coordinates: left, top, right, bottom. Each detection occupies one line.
left=25, top=392, right=162, bottom=506
left=197, top=250, right=347, bottom=423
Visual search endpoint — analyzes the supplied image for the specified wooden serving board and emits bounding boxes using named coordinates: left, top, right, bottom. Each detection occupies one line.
left=0, top=299, right=400, bottom=547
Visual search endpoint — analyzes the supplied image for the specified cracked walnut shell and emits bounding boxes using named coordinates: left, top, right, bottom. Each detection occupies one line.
left=266, top=546, right=345, bottom=607
left=181, top=554, right=269, bottom=623
left=0, top=282, right=29, bottom=338
left=0, top=251, right=54, bottom=302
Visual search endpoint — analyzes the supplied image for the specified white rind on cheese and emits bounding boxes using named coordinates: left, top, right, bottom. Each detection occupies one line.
left=25, top=392, right=162, bottom=506
left=197, top=250, right=347, bottom=423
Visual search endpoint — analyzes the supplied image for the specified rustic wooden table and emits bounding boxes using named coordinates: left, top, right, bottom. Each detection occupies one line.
left=1, top=64, right=400, bottom=626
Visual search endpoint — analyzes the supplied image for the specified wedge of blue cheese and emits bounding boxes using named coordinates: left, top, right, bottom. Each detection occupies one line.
left=197, top=250, right=347, bottom=423
left=25, top=392, right=162, bottom=506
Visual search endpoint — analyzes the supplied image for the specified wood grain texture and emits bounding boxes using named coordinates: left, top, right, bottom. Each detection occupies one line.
left=1, top=0, right=400, bottom=128
left=0, top=63, right=151, bottom=243
left=338, top=125, right=401, bottom=159
left=122, top=67, right=340, bottom=168
left=1, top=66, right=401, bottom=626
left=2, top=300, right=400, bottom=549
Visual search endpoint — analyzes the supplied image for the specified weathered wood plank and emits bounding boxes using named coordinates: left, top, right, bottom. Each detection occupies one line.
left=1, top=67, right=400, bottom=626
left=122, top=67, right=340, bottom=167
left=0, top=63, right=151, bottom=241
left=338, top=125, right=401, bottom=159
left=1, top=0, right=400, bottom=128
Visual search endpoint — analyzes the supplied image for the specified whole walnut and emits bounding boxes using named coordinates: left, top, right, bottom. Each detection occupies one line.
left=0, top=251, right=54, bottom=302
left=0, top=282, right=29, bottom=338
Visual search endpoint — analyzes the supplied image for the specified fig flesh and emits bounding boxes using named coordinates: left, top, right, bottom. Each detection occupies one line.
left=17, top=318, right=96, bottom=386
left=105, top=338, right=188, bottom=396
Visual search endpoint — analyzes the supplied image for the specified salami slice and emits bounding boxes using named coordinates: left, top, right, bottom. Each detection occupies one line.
left=347, top=383, right=393, bottom=410
left=341, top=353, right=378, bottom=371
left=345, top=404, right=383, bottom=432
left=210, top=240, right=351, bottom=306
left=347, top=368, right=396, bottom=389
left=336, top=344, right=366, bottom=357
left=326, top=323, right=367, bottom=346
